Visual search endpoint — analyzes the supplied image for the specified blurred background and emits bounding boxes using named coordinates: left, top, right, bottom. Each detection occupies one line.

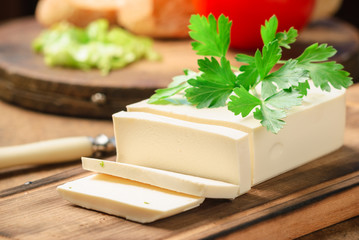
left=0, top=0, right=357, bottom=117
left=0, top=0, right=357, bottom=27
left=0, top=1, right=358, bottom=29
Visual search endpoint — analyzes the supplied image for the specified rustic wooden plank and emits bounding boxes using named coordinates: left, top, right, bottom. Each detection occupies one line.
left=220, top=183, right=359, bottom=240
left=0, top=143, right=358, bottom=239
left=0, top=165, right=84, bottom=198
left=167, top=171, right=359, bottom=240
left=297, top=216, right=359, bottom=240
left=0, top=161, right=80, bottom=193
left=0, top=157, right=115, bottom=198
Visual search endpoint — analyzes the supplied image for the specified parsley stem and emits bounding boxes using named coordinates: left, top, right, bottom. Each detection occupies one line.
left=250, top=87, right=261, bottom=99
left=231, top=65, right=239, bottom=71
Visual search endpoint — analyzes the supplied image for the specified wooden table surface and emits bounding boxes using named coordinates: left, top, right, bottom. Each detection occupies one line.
left=0, top=83, right=358, bottom=239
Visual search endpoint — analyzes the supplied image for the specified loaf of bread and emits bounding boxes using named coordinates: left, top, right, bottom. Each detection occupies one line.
left=117, top=0, right=195, bottom=38
left=35, top=0, right=194, bottom=38
left=35, top=0, right=122, bottom=27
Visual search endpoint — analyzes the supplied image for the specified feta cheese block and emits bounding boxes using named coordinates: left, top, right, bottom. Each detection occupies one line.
left=57, top=174, right=204, bottom=223
left=127, top=87, right=346, bottom=185
left=112, top=111, right=251, bottom=193
left=82, top=157, right=241, bottom=198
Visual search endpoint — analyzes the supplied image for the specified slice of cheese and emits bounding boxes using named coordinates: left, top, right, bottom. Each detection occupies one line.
left=82, top=157, right=241, bottom=198
left=112, top=111, right=251, bottom=193
left=57, top=174, right=204, bottom=223
left=127, top=86, right=346, bottom=185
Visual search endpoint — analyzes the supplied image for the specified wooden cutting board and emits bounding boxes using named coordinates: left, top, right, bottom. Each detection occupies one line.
left=0, top=84, right=359, bottom=239
left=0, top=17, right=358, bottom=118
left=0, top=17, right=200, bottom=118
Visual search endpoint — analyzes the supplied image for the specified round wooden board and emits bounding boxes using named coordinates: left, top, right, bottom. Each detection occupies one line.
left=0, top=17, right=358, bottom=118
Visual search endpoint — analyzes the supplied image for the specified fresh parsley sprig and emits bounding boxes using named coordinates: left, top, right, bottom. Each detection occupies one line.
left=189, top=14, right=232, bottom=58
left=149, top=14, right=352, bottom=134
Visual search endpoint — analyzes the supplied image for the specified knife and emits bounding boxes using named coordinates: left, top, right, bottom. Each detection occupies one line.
left=0, top=134, right=116, bottom=169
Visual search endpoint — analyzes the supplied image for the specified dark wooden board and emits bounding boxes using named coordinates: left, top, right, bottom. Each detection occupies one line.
left=0, top=17, right=358, bottom=119
left=0, top=85, right=359, bottom=239
left=0, top=17, right=199, bottom=119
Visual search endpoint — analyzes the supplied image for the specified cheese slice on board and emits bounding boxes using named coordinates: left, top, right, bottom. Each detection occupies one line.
left=57, top=174, right=204, bottom=223
left=82, top=157, right=241, bottom=198
left=127, top=86, right=346, bottom=185
left=112, top=111, right=251, bottom=193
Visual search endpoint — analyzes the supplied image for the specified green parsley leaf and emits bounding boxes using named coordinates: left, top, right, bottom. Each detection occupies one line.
left=235, top=54, right=259, bottom=90
left=295, top=43, right=352, bottom=90
left=275, top=27, right=298, bottom=49
left=229, top=88, right=302, bottom=133
left=295, top=80, right=311, bottom=96
left=265, top=89, right=302, bottom=109
left=261, top=15, right=297, bottom=49
left=300, top=61, right=352, bottom=91
left=261, top=15, right=278, bottom=46
left=148, top=84, right=189, bottom=105
left=168, top=69, right=197, bottom=87
left=257, top=90, right=303, bottom=134
left=253, top=105, right=286, bottom=134
left=237, top=63, right=259, bottom=91
left=228, top=87, right=261, bottom=117
left=254, top=40, right=282, bottom=79
left=235, top=54, right=255, bottom=64
left=261, top=59, right=309, bottom=99
left=256, top=90, right=302, bottom=134
left=296, top=43, right=336, bottom=63
left=148, top=13, right=352, bottom=134
left=148, top=69, right=198, bottom=104
left=185, top=57, right=237, bottom=108
left=189, top=14, right=232, bottom=57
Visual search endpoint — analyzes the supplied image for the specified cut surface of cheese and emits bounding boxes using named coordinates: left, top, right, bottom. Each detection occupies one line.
left=82, top=157, right=241, bottom=198
left=57, top=174, right=204, bottom=223
left=127, top=86, right=346, bottom=185
left=112, top=111, right=251, bottom=193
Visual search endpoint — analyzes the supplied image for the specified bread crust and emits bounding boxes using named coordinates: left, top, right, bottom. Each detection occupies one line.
left=35, top=0, right=122, bottom=27
left=35, top=0, right=194, bottom=38
left=118, top=0, right=195, bottom=38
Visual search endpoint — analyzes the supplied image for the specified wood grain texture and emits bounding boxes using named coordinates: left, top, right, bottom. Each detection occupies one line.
left=0, top=17, right=358, bottom=118
left=0, top=148, right=358, bottom=240
left=218, top=173, right=359, bottom=240
left=298, top=216, right=359, bottom=240
left=0, top=84, right=359, bottom=239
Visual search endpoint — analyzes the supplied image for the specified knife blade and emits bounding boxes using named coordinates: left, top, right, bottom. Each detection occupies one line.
left=0, top=134, right=115, bottom=169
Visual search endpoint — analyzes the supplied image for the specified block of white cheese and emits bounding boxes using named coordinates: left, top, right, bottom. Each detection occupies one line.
left=57, top=174, right=204, bottom=223
left=82, top=157, right=241, bottom=198
left=112, top=111, right=251, bottom=193
left=127, top=87, right=346, bottom=185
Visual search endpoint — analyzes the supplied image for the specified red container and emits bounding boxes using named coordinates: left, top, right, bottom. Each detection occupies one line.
left=192, top=0, right=315, bottom=50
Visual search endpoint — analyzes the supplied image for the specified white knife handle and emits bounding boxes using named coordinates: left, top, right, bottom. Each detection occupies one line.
left=0, top=136, right=93, bottom=169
